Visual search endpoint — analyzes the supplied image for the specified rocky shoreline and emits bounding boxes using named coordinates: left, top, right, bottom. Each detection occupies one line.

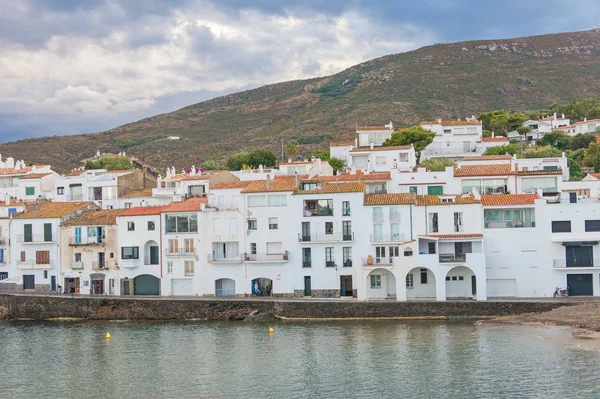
left=486, top=303, right=600, bottom=332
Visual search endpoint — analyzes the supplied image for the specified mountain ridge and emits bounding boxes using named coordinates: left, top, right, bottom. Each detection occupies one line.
left=2, top=28, right=600, bottom=172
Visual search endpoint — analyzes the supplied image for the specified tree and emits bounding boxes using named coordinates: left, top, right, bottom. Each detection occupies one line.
left=583, top=143, right=600, bottom=167
left=285, top=139, right=299, bottom=161
left=312, top=150, right=331, bottom=161
left=537, top=130, right=571, bottom=150
left=248, top=149, right=277, bottom=168
left=570, top=133, right=597, bottom=150
left=383, top=126, right=435, bottom=164
left=478, top=110, right=526, bottom=135
left=84, top=155, right=134, bottom=170
left=226, top=152, right=251, bottom=170
left=482, top=143, right=521, bottom=156
left=567, top=155, right=584, bottom=181
left=523, top=146, right=562, bottom=158
left=327, top=157, right=345, bottom=173
left=201, top=160, right=226, bottom=170
left=517, top=126, right=532, bottom=135
left=417, top=158, right=455, bottom=171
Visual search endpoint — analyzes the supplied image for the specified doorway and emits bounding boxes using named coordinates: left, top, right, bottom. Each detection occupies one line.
left=304, top=276, right=312, bottom=297
left=92, top=279, right=104, bottom=295
left=340, top=275, right=353, bottom=297
left=567, top=274, right=593, bottom=296
left=123, top=280, right=130, bottom=295
left=64, top=278, right=80, bottom=294
left=51, top=276, right=56, bottom=292
left=150, top=246, right=159, bottom=265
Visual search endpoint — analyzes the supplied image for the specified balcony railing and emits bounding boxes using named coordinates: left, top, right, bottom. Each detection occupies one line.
left=17, top=260, right=53, bottom=269
left=245, top=253, right=289, bottom=263
left=298, top=233, right=354, bottom=243
left=182, top=249, right=196, bottom=257
left=67, top=194, right=84, bottom=201
left=439, top=253, right=467, bottom=263
left=325, top=260, right=335, bottom=267
left=302, top=209, right=333, bottom=217
left=553, top=259, right=600, bottom=268
left=362, top=257, right=393, bottom=266
left=302, top=260, right=312, bottom=268
left=69, top=237, right=105, bottom=245
left=71, top=261, right=83, bottom=270
left=207, top=254, right=243, bottom=263
left=92, top=261, right=108, bottom=270
left=165, top=248, right=182, bottom=257
left=16, top=234, right=54, bottom=243
left=119, top=259, right=140, bottom=268
left=342, top=259, right=353, bottom=267
left=484, top=219, right=534, bottom=229
left=370, top=233, right=405, bottom=243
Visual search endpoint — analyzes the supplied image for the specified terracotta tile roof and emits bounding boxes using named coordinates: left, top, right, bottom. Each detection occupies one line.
left=419, top=233, right=483, bottom=239
left=62, top=209, right=123, bottom=226
left=518, top=170, right=563, bottom=176
left=420, top=120, right=481, bottom=126
left=0, top=166, right=36, bottom=176
left=463, top=155, right=513, bottom=161
left=454, top=164, right=515, bottom=177
left=67, top=169, right=86, bottom=177
left=12, top=202, right=94, bottom=219
left=162, top=197, right=208, bottom=213
left=19, top=173, right=53, bottom=180
left=356, top=126, right=393, bottom=131
left=294, top=182, right=364, bottom=195
left=481, top=137, right=509, bottom=143
left=120, top=188, right=154, bottom=198
left=350, top=145, right=412, bottom=153
left=588, top=172, right=600, bottom=179
left=416, top=194, right=479, bottom=206
left=274, top=174, right=307, bottom=180
left=163, top=174, right=210, bottom=182
left=364, top=193, right=415, bottom=205
left=241, top=179, right=297, bottom=193
left=572, top=118, right=600, bottom=125
left=117, top=206, right=167, bottom=217
left=330, top=141, right=354, bottom=147
left=211, top=181, right=253, bottom=190
left=481, top=194, right=540, bottom=206
left=311, top=171, right=391, bottom=182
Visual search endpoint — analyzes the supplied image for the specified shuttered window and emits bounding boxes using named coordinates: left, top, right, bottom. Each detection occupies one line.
left=44, top=223, right=52, bottom=242
left=184, top=239, right=194, bottom=254
left=169, top=239, right=179, bottom=253
left=24, top=224, right=32, bottom=242
left=36, top=251, right=50, bottom=265
left=20, top=251, right=26, bottom=262
left=185, top=261, right=194, bottom=276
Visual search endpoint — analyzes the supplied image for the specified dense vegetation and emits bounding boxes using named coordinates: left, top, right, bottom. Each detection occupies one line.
left=84, top=155, right=135, bottom=170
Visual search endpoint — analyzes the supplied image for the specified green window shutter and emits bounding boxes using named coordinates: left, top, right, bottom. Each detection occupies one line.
left=44, top=223, right=52, bottom=242
left=26, top=187, right=35, bottom=196
left=24, top=224, right=32, bottom=242
left=427, top=186, right=443, bottom=195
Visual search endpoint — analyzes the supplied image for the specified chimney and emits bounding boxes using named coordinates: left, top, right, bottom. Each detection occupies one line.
left=437, top=118, right=442, bottom=124
left=6, top=196, right=10, bottom=206
left=266, top=174, right=271, bottom=190
left=288, top=158, right=292, bottom=163
left=584, top=117, right=587, bottom=122
left=200, top=203, right=206, bottom=211
left=370, top=143, right=374, bottom=150
left=553, top=112, right=557, bottom=121
left=562, top=113, right=565, bottom=119
left=492, top=131, right=495, bottom=138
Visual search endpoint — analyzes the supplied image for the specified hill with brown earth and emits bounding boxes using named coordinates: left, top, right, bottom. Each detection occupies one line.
left=2, top=29, right=600, bottom=172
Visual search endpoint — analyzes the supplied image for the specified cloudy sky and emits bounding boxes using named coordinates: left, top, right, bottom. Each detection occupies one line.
left=0, top=0, right=598, bottom=142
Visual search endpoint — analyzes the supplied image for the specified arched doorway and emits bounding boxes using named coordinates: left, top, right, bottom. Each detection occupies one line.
left=143, top=240, right=159, bottom=265
left=405, top=267, right=436, bottom=300
left=366, top=268, right=396, bottom=300
left=215, top=278, right=236, bottom=297
left=445, top=266, right=476, bottom=299
left=251, top=278, right=272, bottom=296
left=134, top=274, right=160, bottom=295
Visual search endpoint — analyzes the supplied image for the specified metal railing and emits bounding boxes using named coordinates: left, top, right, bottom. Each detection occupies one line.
left=484, top=219, right=535, bottom=229
left=16, top=234, right=54, bottom=243
left=370, top=233, right=405, bottom=243
left=92, top=261, right=107, bottom=270
left=69, top=237, right=105, bottom=245
left=71, top=261, right=83, bottom=270
left=439, top=253, right=467, bottom=263
left=553, top=259, right=600, bottom=268
left=298, top=233, right=354, bottom=243
left=302, top=260, right=312, bottom=268
left=67, top=194, right=84, bottom=201
left=362, top=257, right=393, bottom=266
left=165, top=248, right=182, bottom=257
left=17, top=260, right=53, bottom=269
left=245, top=253, right=289, bottom=262
left=207, top=254, right=243, bottom=263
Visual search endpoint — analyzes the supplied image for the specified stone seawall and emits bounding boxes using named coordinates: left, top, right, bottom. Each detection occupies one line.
left=0, top=294, right=580, bottom=321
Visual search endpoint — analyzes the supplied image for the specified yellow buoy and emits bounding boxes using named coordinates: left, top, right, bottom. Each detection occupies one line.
left=105, top=332, right=111, bottom=339
left=268, top=327, right=274, bottom=333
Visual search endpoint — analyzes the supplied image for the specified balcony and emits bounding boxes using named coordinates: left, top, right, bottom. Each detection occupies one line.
left=362, top=257, right=393, bottom=266
left=370, top=233, right=405, bottom=243
left=119, top=259, right=140, bottom=268
left=69, top=237, right=105, bottom=246
left=342, top=259, right=353, bottom=267
left=302, top=259, right=311, bottom=268
left=17, top=260, right=53, bottom=269
left=245, top=253, right=289, bottom=263
left=16, top=234, right=54, bottom=244
left=298, top=233, right=354, bottom=243
left=207, top=254, right=243, bottom=264
left=67, top=194, right=84, bottom=201
left=553, top=259, right=600, bottom=269
left=182, top=249, right=196, bottom=257
left=325, top=260, right=335, bottom=267
left=484, top=219, right=535, bottom=229
left=71, top=261, right=83, bottom=270
left=92, top=261, right=108, bottom=270
left=439, top=253, right=467, bottom=263
left=165, top=248, right=182, bottom=257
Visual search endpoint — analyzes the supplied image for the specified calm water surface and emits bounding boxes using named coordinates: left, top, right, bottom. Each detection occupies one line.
left=1, top=320, right=599, bottom=399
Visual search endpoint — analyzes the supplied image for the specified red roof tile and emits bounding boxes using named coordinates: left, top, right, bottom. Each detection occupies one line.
left=311, top=171, right=391, bottom=182
left=463, top=155, right=512, bottom=161
left=241, top=179, right=297, bottom=193
left=420, top=120, right=481, bottom=126
left=416, top=194, right=479, bottom=206
left=481, top=137, right=509, bottom=142
left=350, top=145, right=412, bottom=152
left=117, top=206, right=167, bottom=217
left=294, top=182, right=364, bottom=195
left=162, top=197, right=208, bottom=213
left=454, top=164, right=515, bottom=177
left=419, top=233, right=483, bottom=239
left=364, top=193, right=415, bottom=205
left=211, top=181, right=253, bottom=189
left=330, top=141, right=354, bottom=147
left=481, top=194, right=540, bottom=206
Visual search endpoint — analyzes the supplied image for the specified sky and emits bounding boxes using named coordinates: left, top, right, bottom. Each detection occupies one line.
left=0, top=0, right=598, bottom=143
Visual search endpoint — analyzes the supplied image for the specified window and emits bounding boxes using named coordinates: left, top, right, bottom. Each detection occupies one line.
left=121, top=247, right=139, bottom=259
left=23, top=275, right=35, bottom=290
left=301, top=222, right=311, bottom=241
left=20, top=251, right=26, bottom=262
left=342, top=201, right=351, bottom=216
left=248, top=195, right=267, bottom=207
left=427, top=186, right=443, bottom=195
left=366, top=183, right=387, bottom=194
left=43, top=270, right=48, bottom=279
left=390, top=207, right=401, bottom=221
left=375, top=246, right=386, bottom=263
left=44, top=223, right=52, bottom=242
left=462, top=179, right=507, bottom=195
left=302, top=248, right=311, bottom=267
left=428, top=242, right=436, bottom=254
left=404, top=247, right=413, bottom=257
left=124, top=202, right=132, bottom=209
left=585, top=220, right=600, bottom=232
left=24, top=224, right=32, bottom=242
left=370, top=274, right=382, bottom=288
left=454, top=212, right=463, bottom=233
left=75, top=253, right=82, bottom=262
left=35, top=251, right=49, bottom=265
left=459, top=276, right=464, bottom=281
left=420, top=269, right=428, bottom=284
left=325, top=222, right=333, bottom=234
left=184, top=261, right=194, bottom=276
left=406, top=274, right=414, bottom=289
left=268, top=195, right=287, bottom=207
left=110, top=253, right=114, bottom=259
left=248, top=219, right=257, bottom=230
left=147, top=221, right=155, bottom=231
left=428, top=213, right=438, bottom=233
left=167, top=261, right=173, bottom=273
left=57, top=187, right=64, bottom=195
left=443, top=129, right=451, bottom=134
left=389, top=246, right=399, bottom=263
left=184, top=238, right=194, bottom=254
left=250, top=243, right=257, bottom=255
left=409, top=186, right=417, bottom=193
left=343, top=247, right=352, bottom=267
left=373, top=224, right=383, bottom=242
left=342, top=221, right=352, bottom=241
left=301, top=183, right=318, bottom=191
left=552, top=221, right=571, bottom=233
left=373, top=207, right=383, bottom=221
left=25, top=187, right=35, bottom=196
left=390, top=223, right=400, bottom=240
left=325, top=247, right=334, bottom=267
left=269, top=217, right=278, bottom=230
left=375, top=156, right=386, bottom=165
left=521, top=177, right=558, bottom=194
left=165, top=214, right=198, bottom=233
left=127, top=222, right=135, bottom=231
left=484, top=208, right=535, bottom=228
left=303, top=199, right=333, bottom=216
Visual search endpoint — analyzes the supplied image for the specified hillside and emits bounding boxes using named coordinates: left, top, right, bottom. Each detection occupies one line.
left=2, top=29, right=600, bottom=172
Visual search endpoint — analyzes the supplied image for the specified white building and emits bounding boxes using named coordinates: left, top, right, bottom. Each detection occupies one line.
left=555, top=118, right=600, bottom=136
left=420, top=119, right=484, bottom=159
